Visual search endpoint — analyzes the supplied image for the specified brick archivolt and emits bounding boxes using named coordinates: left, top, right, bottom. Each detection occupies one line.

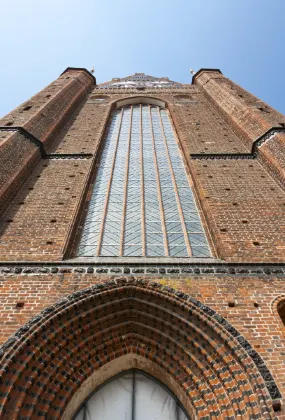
left=0, top=279, right=276, bottom=419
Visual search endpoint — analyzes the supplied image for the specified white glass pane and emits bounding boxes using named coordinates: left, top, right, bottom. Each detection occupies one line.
left=134, top=373, right=177, bottom=420
left=84, top=374, right=132, bottom=420
left=73, top=371, right=190, bottom=420
left=178, top=406, right=189, bottom=420
left=74, top=407, right=84, bottom=420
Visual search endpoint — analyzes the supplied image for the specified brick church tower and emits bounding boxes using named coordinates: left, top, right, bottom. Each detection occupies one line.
left=0, top=67, right=285, bottom=419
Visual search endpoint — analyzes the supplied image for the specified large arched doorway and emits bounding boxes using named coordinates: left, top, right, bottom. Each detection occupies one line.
left=0, top=279, right=279, bottom=419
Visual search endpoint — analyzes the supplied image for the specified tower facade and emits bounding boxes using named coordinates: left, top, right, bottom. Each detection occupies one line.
left=0, top=68, right=285, bottom=419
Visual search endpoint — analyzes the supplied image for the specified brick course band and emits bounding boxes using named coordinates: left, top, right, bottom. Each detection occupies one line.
left=1, top=262, right=285, bottom=277
left=190, top=127, right=285, bottom=160
left=0, top=278, right=280, bottom=419
left=0, top=128, right=94, bottom=161
left=44, top=153, right=93, bottom=160
left=0, top=127, right=46, bottom=156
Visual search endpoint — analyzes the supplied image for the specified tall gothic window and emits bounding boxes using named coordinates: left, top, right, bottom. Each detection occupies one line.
left=74, top=370, right=189, bottom=420
left=77, top=103, right=211, bottom=258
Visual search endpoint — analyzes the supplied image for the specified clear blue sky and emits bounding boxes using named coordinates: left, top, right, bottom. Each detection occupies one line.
left=0, top=0, right=284, bottom=117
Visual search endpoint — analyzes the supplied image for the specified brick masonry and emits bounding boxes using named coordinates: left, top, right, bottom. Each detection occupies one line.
left=0, top=68, right=284, bottom=419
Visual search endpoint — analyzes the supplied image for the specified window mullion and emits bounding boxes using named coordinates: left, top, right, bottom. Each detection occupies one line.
left=140, top=105, right=146, bottom=256
left=83, top=402, right=87, bottom=420
left=96, top=108, right=124, bottom=256
left=149, top=105, right=169, bottom=257
left=120, top=105, right=133, bottom=256
left=158, top=107, right=192, bottom=257
left=132, top=370, right=136, bottom=420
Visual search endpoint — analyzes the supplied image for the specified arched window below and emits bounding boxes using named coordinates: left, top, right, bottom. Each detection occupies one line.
left=77, top=103, right=211, bottom=258
left=277, top=300, right=285, bottom=326
left=74, top=370, right=190, bottom=420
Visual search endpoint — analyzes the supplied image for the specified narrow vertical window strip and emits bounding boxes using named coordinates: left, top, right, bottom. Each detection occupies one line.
left=131, top=370, right=136, bottom=420
left=142, top=106, right=165, bottom=257
left=96, top=108, right=124, bottom=256
left=120, top=105, right=133, bottom=256
left=77, top=109, right=122, bottom=257
left=101, top=107, right=131, bottom=256
left=124, top=106, right=142, bottom=256
left=157, top=107, right=192, bottom=257
left=161, top=109, right=211, bottom=258
left=140, top=105, right=146, bottom=256
left=148, top=105, right=169, bottom=257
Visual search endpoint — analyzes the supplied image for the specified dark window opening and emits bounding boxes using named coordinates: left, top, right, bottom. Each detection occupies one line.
left=277, top=300, right=285, bottom=327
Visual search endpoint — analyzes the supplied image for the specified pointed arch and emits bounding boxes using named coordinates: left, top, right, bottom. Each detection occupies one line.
left=76, top=99, right=212, bottom=259
left=0, top=279, right=279, bottom=419
left=70, top=368, right=190, bottom=420
left=115, top=96, right=166, bottom=108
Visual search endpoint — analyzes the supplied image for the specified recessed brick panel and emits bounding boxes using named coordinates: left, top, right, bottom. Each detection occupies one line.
left=0, top=159, right=92, bottom=260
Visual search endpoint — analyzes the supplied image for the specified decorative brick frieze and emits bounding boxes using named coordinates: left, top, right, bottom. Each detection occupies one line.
left=0, top=279, right=279, bottom=418
left=44, top=153, right=93, bottom=160
left=1, top=262, right=285, bottom=277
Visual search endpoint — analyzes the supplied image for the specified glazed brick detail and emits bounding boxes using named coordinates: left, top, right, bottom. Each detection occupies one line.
left=0, top=274, right=284, bottom=401
left=0, top=277, right=281, bottom=419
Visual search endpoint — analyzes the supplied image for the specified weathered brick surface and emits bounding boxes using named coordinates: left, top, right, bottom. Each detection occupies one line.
left=0, top=275, right=283, bottom=418
left=190, top=158, right=285, bottom=261
left=169, top=91, right=249, bottom=154
left=0, top=159, right=92, bottom=261
left=0, top=69, right=94, bottom=217
left=0, top=69, right=285, bottom=419
left=259, top=132, right=285, bottom=188
left=193, top=70, right=285, bottom=149
left=1, top=85, right=285, bottom=262
left=0, top=133, right=40, bottom=215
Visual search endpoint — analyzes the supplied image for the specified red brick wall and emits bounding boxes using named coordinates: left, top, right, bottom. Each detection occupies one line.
left=193, top=70, right=285, bottom=149
left=0, top=70, right=285, bottom=418
left=0, top=274, right=284, bottom=418
left=0, top=69, right=94, bottom=217
left=1, top=84, right=285, bottom=262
